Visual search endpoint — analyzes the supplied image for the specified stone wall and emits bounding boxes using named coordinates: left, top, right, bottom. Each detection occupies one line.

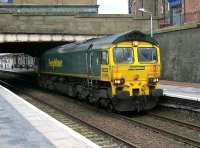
left=0, top=13, right=160, bottom=35
left=15, top=0, right=97, bottom=5
left=0, top=4, right=98, bottom=14
left=154, top=23, right=200, bottom=83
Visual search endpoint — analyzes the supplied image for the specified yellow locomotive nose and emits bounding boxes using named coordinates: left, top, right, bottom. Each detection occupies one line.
left=133, top=74, right=139, bottom=81
left=110, top=41, right=162, bottom=98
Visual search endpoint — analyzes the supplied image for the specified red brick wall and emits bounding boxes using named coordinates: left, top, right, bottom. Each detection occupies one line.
left=183, top=0, right=200, bottom=23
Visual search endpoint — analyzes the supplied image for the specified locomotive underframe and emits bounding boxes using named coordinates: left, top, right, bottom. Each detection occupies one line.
left=38, top=73, right=161, bottom=112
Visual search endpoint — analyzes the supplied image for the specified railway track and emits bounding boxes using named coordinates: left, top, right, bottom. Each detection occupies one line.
left=148, top=112, right=200, bottom=132
left=120, top=113, right=200, bottom=147
left=0, top=80, right=138, bottom=148
left=1, top=78, right=200, bottom=147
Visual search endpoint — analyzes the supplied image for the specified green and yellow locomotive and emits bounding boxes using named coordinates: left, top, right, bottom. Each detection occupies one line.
left=38, top=31, right=163, bottom=112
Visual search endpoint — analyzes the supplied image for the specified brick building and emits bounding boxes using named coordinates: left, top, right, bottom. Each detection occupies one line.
left=0, top=0, right=97, bottom=5
left=168, top=0, right=182, bottom=25
left=165, top=0, right=200, bottom=25
left=129, top=0, right=170, bottom=28
left=128, top=0, right=168, bottom=17
left=183, top=0, right=200, bottom=23
left=129, top=0, right=200, bottom=26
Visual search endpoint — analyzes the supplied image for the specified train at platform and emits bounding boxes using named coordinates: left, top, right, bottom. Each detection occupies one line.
left=0, top=53, right=36, bottom=70
left=38, top=31, right=163, bottom=112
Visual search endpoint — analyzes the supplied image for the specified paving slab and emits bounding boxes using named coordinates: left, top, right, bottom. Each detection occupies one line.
left=160, top=80, right=200, bottom=101
left=0, top=68, right=35, bottom=73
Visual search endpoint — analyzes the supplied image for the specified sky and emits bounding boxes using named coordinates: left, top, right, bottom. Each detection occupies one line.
left=97, top=0, right=128, bottom=14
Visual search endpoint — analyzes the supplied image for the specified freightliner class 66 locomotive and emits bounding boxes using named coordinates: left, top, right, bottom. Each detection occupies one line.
left=38, top=31, right=163, bottom=112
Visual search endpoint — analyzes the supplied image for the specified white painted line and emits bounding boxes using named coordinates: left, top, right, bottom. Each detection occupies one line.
left=0, top=85, right=100, bottom=148
left=164, top=92, right=200, bottom=102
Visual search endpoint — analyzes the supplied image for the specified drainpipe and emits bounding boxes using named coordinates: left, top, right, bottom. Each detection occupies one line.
left=184, top=0, right=186, bottom=23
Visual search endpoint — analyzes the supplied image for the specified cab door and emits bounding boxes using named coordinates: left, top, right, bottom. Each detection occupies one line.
left=89, top=50, right=101, bottom=78
left=86, top=45, right=100, bottom=79
left=100, top=51, right=110, bottom=81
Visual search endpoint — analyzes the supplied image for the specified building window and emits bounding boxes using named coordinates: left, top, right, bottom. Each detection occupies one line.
left=171, top=6, right=182, bottom=25
left=168, top=0, right=182, bottom=25
left=0, top=0, right=13, bottom=3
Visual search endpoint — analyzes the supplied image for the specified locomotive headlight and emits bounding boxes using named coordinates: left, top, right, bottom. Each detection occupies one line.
left=153, top=78, right=159, bottom=83
left=133, top=41, right=139, bottom=47
left=149, top=78, right=159, bottom=85
left=114, top=79, right=125, bottom=85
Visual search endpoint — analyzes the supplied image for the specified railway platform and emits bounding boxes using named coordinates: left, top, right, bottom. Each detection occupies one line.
left=0, top=85, right=100, bottom=148
left=160, top=80, right=200, bottom=111
left=0, top=68, right=36, bottom=74
left=160, top=80, right=200, bottom=101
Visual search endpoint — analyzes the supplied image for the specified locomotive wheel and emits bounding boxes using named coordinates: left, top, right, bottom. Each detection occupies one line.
left=77, top=92, right=85, bottom=101
left=88, top=94, right=96, bottom=104
left=107, top=101, right=114, bottom=112
left=77, top=93, right=82, bottom=100
left=38, top=81, right=43, bottom=88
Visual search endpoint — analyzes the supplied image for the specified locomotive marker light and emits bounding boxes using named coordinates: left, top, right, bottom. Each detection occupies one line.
left=138, top=8, right=153, bottom=37
left=149, top=78, right=159, bottom=86
left=114, top=79, right=125, bottom=85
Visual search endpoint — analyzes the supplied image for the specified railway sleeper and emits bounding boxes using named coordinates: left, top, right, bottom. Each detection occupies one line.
left=102, top=144, right=119, bottom=148
left=95, top=140, right=113, bottom=145
left=85, top=133, right=100, bottom=138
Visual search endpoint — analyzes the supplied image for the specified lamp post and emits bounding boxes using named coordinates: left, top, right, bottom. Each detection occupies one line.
left=138, top=8, right=153, bottom=37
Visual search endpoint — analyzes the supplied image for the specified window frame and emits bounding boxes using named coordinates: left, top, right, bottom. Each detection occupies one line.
left=100, top=51, right=109, bottom=65
left=113, top=47, right=134, bottom=64
left=137, top=47, right=158, bottom=63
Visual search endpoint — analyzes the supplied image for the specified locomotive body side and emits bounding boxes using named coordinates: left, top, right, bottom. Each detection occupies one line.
left=39, top=44, right=100, bottom=79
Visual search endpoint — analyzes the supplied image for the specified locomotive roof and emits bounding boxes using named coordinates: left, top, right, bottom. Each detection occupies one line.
left=87, top=30, right=159, bottom=49
left=44, top=31, right=159, bottom=55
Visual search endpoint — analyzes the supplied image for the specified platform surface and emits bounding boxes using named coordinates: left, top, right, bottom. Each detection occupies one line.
left=0, top=68, right=35, bottom=73
left=0, top=85, right=100, bottom=148
left=160, top=80, right=200, bottom=101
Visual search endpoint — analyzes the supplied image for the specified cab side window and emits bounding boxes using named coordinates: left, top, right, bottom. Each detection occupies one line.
left=101, top=51, right=108, bottom=65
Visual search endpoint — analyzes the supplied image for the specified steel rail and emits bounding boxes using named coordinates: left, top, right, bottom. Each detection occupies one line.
left=119, top=115, right=200, bottom=148
left=148, top=112, right=200, bottom=132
